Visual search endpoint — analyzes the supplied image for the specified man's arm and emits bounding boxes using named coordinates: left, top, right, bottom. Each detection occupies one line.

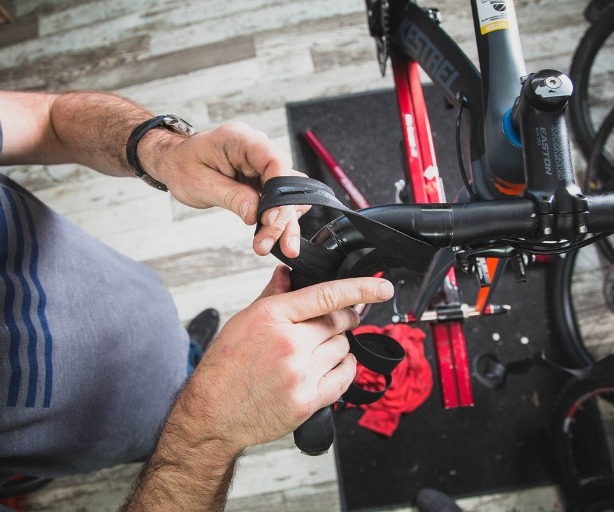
left=0, top=91, right=147, bottom=174
left=0, top=90, right=306, bottom=257
left=119, top=414, right=240, bottom=511
left=120, top=267, right=395, bottom=511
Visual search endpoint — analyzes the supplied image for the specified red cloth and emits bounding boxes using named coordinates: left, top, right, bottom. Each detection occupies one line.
left=348, top=323, right=433, bottom=437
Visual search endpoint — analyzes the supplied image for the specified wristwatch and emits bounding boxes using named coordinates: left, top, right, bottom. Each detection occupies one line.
left=126, top=114, right=197, bottom=191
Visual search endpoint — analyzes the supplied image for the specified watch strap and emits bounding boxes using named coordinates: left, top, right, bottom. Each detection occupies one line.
left=126, top=115, right=196, bottom=191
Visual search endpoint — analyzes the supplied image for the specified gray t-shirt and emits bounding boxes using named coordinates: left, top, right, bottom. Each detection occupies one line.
left=0, top=174, right=189, bottom=478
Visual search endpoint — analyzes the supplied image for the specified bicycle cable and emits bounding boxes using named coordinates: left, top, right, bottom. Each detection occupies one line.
left=455, top=92, right=479, bottom=201
left=503, top=232, right=612, bottom=255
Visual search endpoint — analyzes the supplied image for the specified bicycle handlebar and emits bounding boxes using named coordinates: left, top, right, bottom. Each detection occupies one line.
left=312, top=194, right=614, bottom=251
left=311, top=199, right=537, bottom=249
left=586, top=194, right=614, bottom=232
left=261, top=177, right=614, bottom=263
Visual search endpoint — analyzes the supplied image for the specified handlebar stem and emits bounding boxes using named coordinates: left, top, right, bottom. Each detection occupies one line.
left=515, top=69, right=589, bottom=237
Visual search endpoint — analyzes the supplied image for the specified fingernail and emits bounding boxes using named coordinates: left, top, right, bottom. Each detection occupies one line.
left=289, top=235, right=300, bottom=253
left=376, top=280, right=394, bottom=300
left=259, top=238, right=274, bottom=254
left=268, top=208, right=279, bottom=224
left=240, top=200, right=251, bottom=222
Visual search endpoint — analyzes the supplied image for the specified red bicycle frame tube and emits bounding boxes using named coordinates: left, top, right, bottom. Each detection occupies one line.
left=302, top=129, right=371, bottom=209
left=392, top=58, right=473, bottom=408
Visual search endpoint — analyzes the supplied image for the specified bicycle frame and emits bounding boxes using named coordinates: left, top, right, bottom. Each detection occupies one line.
left=378, top=0, right=531, bottom=407
left=302, top=1, right=532, bottom=408
left=389, top=0, right=527, bottom=199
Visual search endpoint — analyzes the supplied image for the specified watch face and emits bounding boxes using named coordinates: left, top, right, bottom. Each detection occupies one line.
left=163, top=115, right=197, bottom=136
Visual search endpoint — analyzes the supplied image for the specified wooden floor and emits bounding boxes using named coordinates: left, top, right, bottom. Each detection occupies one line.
left=0, top=0, right=598, bottom=510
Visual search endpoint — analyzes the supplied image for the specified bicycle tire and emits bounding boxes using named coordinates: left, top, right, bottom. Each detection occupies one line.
left=588, top=108, right=614, bottom=259
left=551, top=375, right=614, bottom=511
left=569, top=3, right=614, bottom=182
left=584, top=0, right=614, bottom=23
left=551, top=244, right=614, bottom=366
left=584, top=105, right=614, bottom=194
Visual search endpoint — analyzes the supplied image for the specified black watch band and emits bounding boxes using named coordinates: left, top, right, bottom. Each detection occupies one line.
left=126, top=115, right=196, bottom=191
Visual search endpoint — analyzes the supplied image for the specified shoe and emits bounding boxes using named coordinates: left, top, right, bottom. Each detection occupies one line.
left=416, top=488, right=463, bottom=512
left=187, top=308, right=220, bottom=353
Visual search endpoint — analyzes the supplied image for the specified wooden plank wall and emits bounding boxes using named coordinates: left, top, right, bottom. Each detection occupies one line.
left=0, top=0, right=589, bottom=510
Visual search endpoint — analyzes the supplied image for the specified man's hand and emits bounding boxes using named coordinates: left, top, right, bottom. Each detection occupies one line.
left=180, top=266, right=394, bottom=451
left=0, top=92, right=306, bottom=259
left=141, top=122, right=309, bottom=259
left=122, top=267, right=394, bottom=511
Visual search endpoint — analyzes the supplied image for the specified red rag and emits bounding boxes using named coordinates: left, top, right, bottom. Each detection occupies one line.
left=349, top=323, right=433, bottom=437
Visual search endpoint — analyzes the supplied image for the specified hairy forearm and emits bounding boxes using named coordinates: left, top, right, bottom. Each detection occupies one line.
left=121, top=446, right=238, bottom=512
left=48, top=92, right=152, bottom=176
left=119, top=380, right=242, bottom=512
left=0, top=90, right=179, bottom=178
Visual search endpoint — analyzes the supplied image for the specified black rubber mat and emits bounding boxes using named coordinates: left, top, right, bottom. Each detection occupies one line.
left=285, top=87, right=602, bottom=510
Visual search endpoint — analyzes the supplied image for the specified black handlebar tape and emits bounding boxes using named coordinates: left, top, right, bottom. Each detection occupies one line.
left=587, top=194, right=614, bottom=233
left=311, top=200, right=537, bottom=249
left=293, top=406, right=335, bottom=456
left=288, top=265, right=337, bottom=456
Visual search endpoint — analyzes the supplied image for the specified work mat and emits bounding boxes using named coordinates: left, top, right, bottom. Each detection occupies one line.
left=285, top=87, right=601, bottom=510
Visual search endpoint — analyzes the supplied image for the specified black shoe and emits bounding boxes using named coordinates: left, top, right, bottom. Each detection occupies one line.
left=416, top=488, right=463, bottom=512
left=187, top=308, right=220, bottom=353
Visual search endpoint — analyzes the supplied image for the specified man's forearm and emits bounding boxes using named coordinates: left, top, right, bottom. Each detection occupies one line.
left=119, top=382, right=243, bottom=512
left=0, top=91, right=181, bottom=179
left=120, top=445, right=238, bottom=512
left=48, top=92, right=153, bottom=176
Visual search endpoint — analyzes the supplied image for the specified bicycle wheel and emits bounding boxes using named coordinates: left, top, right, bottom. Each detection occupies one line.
left=584, top=106, right=614, bottom=196
left=589, top=108, right=614, bottom=259
left=552, top=243, right=614, bottom=366
left=569, top=3, right=614, bottom=183
left=551, top=375, right=614, bottom=511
